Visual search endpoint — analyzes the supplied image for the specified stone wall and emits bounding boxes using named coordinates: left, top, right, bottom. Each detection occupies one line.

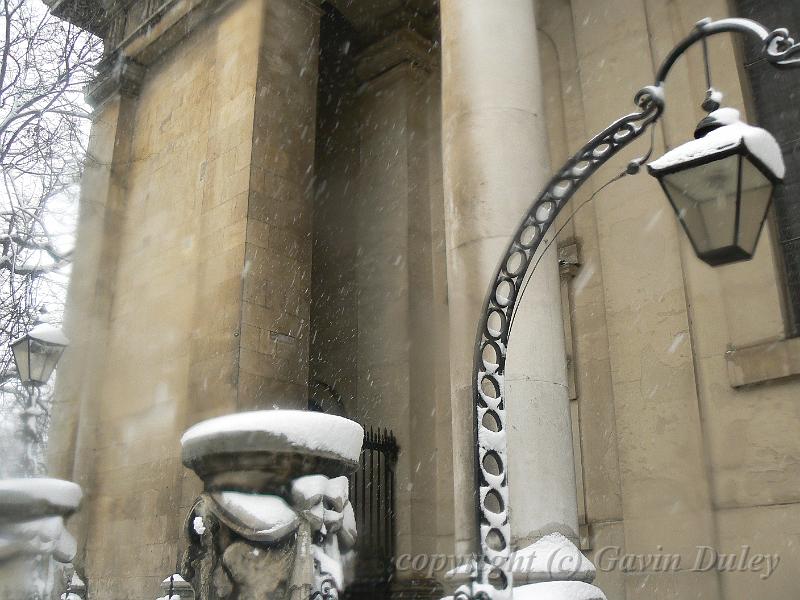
left=49, top=0, right=320, bottom=595
left=537, top=0, right=800, bottom=598
left=44, top=0, right=800, bottom=598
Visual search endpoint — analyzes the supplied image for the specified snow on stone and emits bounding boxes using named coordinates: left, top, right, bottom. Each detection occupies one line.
left=0, top=515, right=77, bottom=563
left=192, top=516, right=206, bottom=535
left=511, top=533, right=595, bottom=583
left=314, top=543, right=344, bottom=591
left=181, top=410, right=364, bottom=464
left=0, top=478, right=82, bottom=515
left=325, top=476, right=349, bottom=512
left=291, top=474, right=329, bottom=509
left=446, top=533, right=595, bottom=586
left=339, top=502, right=357, bottom=551
left=648, top=108, right=785, bottom=179
left=59, top=573, right=86, bottom=599
left=514, top=581, right=606, bottom=600
left=210, top=491, right=300, bottom=543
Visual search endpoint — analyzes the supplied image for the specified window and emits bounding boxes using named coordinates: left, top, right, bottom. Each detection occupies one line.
left=735, top=0, right=800, bottom=336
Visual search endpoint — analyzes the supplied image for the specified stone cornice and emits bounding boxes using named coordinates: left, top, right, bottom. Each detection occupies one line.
left=44, top=0, right=107, bottom=37
left=328, top=1, right=437, bottom=46
left=107, top=0, right=236, bottom=64
left=81, top=0, right=237, bottom=107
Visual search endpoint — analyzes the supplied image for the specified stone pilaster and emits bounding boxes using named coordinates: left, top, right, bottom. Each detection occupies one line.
left=47, top=51, right=141, bottom=580
left=349, top=24, right=451, bottom=598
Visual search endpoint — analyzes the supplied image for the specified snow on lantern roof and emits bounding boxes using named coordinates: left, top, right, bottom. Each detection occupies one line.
left=181, top=410, right=364, bottom=470
left=12, top=323, right=70, bottom=347
left=648, top=108, right=785, bottom=179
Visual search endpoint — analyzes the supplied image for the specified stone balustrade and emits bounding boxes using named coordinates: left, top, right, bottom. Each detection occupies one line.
left=0, top=478, right=82, bottom=600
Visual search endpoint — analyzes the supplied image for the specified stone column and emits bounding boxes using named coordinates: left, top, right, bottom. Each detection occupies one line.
left=237, top=0, right=322, bottom=411
left=440, top=2, right=603, bottom=597
left=441, top=0, right=576, bottom=547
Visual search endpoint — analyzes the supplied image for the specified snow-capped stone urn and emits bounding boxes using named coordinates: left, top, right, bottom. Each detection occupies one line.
left=0, top=478, right=82, bottom=600
left=179, top=410, right=363, bottom=600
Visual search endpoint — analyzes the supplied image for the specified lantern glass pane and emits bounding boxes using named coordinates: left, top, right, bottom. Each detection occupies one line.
left=27, top=339, right=63, bottom=384
left=736, top=158, right=774, bottom=255
left=661, top=154, right=741, bottom=255
left=11, top=338, right=30, bottom=383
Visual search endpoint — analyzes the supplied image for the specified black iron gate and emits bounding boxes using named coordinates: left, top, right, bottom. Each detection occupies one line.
left=345, top=427, right=399, bottom=600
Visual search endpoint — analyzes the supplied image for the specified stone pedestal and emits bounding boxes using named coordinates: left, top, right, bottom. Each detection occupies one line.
left=179, top=410, right=363, bottom=599
left=0, top=478, right=82, bottom=600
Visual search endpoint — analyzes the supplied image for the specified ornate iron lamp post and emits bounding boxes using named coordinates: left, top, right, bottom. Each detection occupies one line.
left=462, top=17, right=800, bottom=600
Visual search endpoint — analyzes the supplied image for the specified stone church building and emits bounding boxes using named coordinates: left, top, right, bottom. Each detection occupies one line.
left=43, top=0, right=800, bottom=598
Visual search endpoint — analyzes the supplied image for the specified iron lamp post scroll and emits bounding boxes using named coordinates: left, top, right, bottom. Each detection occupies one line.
left=464, top=17, right=800, bottom=600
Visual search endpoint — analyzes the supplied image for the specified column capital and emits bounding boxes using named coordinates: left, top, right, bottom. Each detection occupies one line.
left=355, top=28, right=437, bottom=82
left=85, top=54, right=146, bottom=108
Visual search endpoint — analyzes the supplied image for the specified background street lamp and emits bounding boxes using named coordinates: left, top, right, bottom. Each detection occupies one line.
left=462, top=17, right=800, bottom=600
left=10, top=322, right=69, bottom=475
left=11, top=323, right=69, bottom=387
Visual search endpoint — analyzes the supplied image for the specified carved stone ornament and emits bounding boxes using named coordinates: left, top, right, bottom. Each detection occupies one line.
left=179, top=410, right=364, bottom=600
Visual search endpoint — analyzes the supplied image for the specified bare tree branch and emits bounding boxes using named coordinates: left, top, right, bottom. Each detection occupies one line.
left=0, top=0, right=100, bottom=477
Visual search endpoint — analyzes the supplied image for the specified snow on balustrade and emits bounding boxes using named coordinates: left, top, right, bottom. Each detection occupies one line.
left=0, top=478, right=83, bottom=600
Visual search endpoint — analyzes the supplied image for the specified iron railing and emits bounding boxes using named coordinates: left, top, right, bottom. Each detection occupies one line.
left=346, top=427, right=399, bottom=600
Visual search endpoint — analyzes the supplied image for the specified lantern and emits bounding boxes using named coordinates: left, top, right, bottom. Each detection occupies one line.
left=11, top=323, right=69, bottom=386
left=648, top=107, right=784, bottom=266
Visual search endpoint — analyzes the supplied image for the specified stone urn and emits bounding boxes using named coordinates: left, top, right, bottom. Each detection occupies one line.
left=179, top=410, right=364, bottom=600
left=0, top=478, right=82, bottom=600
